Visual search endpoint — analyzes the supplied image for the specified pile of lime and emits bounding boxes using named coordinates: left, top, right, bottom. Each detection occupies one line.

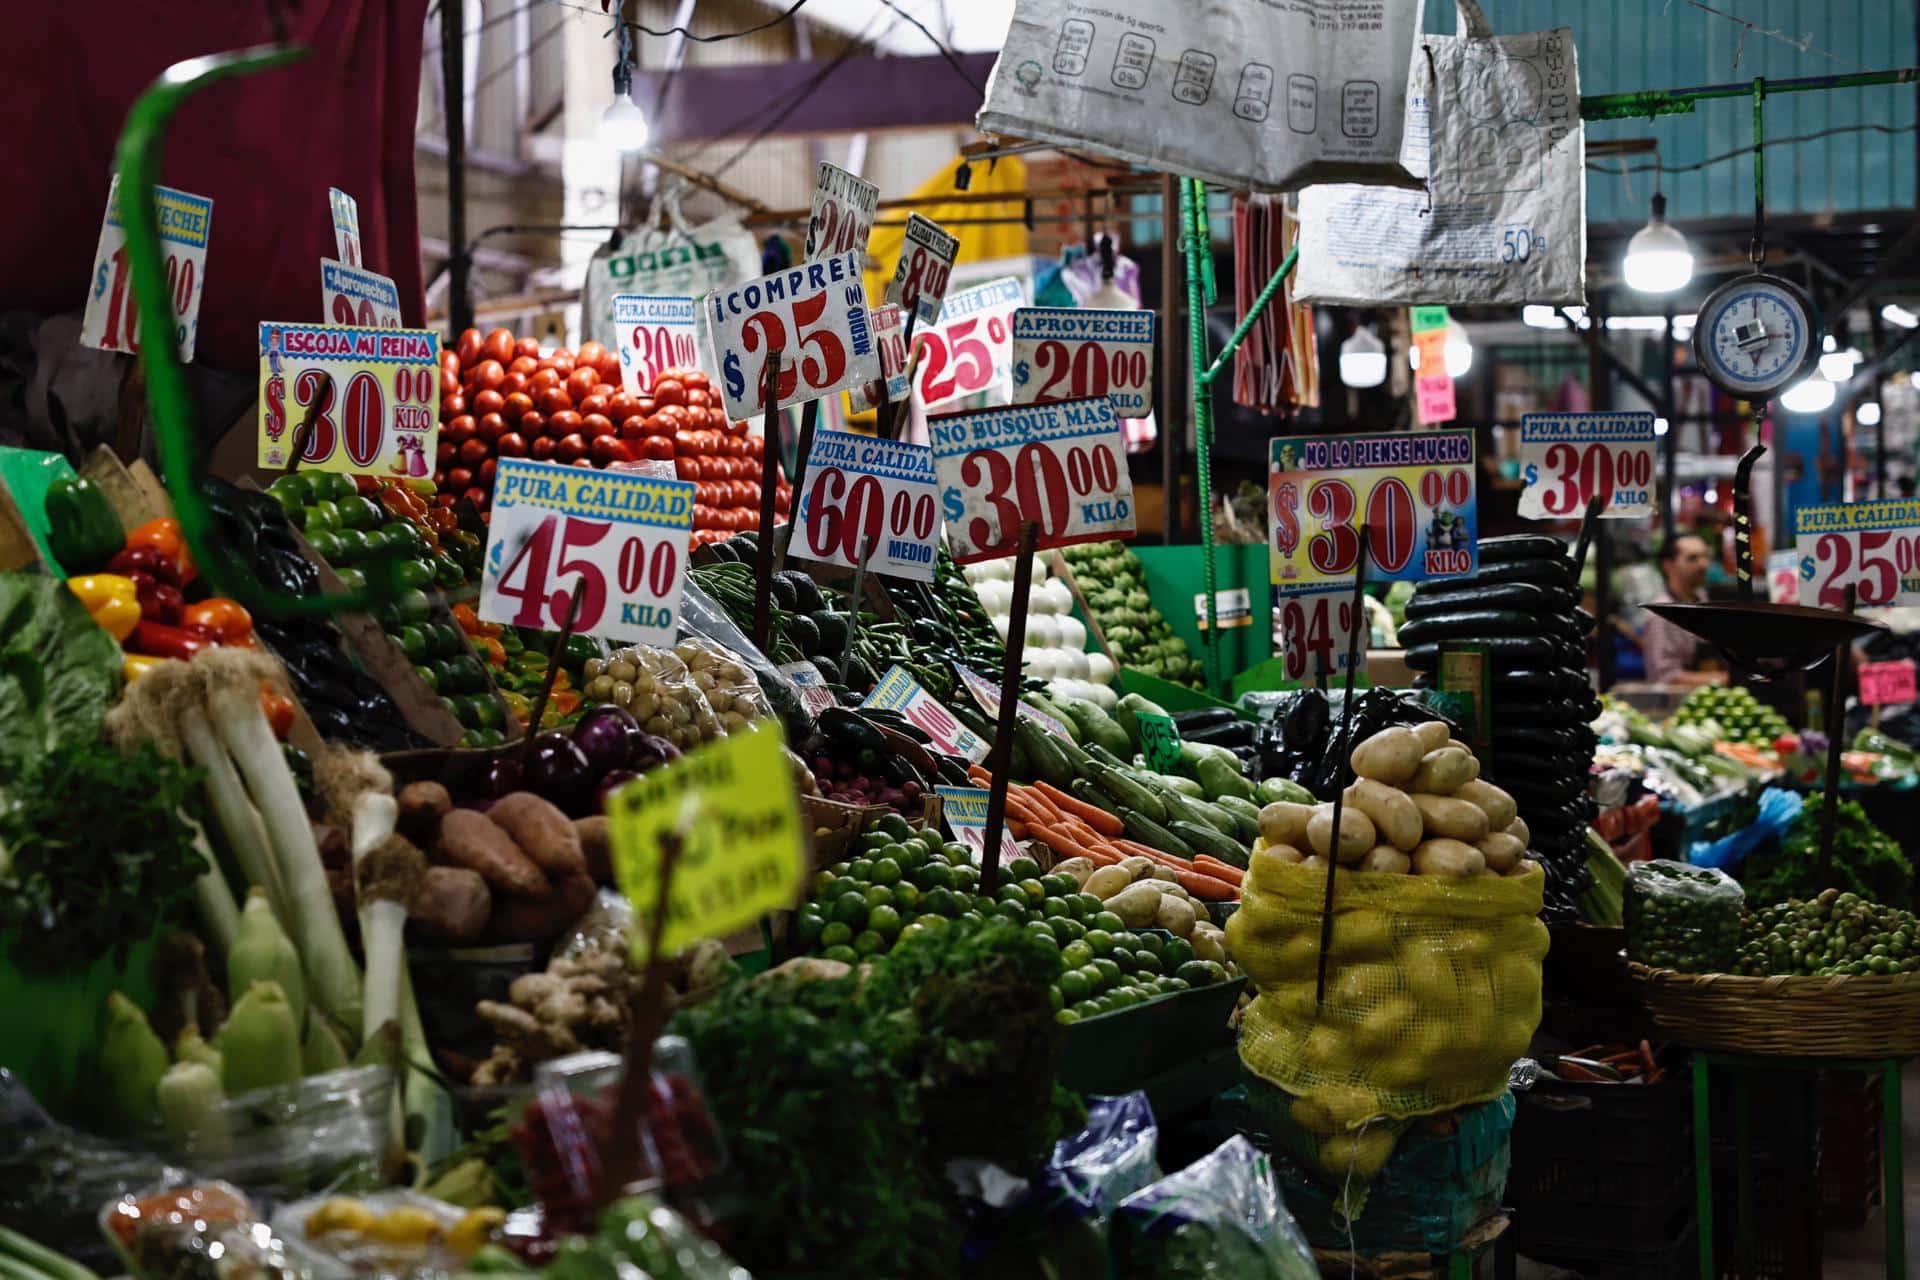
left=1674, top=683, right=1791, bottom=746
left=791, top=814, right=1233, bottom=1025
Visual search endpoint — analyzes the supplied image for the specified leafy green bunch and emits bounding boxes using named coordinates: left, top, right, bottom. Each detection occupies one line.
left=1743, top=793, right=1913, bottom=909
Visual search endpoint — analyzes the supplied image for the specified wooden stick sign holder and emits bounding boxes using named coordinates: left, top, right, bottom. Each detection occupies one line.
left=752, top=351, right=784, bottom=654
left=1314, top=525, right=1371, bottom=1009
left=600, top=825, right=686, bottom=1206
left=978, top=521, right=1040, bottom=897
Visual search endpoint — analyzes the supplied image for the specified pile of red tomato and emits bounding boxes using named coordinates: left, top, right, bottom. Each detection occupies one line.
left=435, top=327, right=792, bottom=542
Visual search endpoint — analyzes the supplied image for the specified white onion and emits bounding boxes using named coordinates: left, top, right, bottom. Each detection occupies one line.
left=1044, top=579, right=1075, bottom=613
left=1059, top=648, right=1090, bottom=679
left=1028, top=616, right=1061, bottom=646
left=1087, top=681, right=1119, bottom=710
left=1058, top=615, right=1088, bottom=649
left=1086, top=652, right=1116, bottom=684
left=990, top=613, right=1010, bottom=639
left=1025, top=649, right=1059, bottom=679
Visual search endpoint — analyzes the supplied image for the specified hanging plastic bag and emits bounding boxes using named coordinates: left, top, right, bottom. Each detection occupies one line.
left=1623, top=859, right=1745, bottom=972
left=582, top=192, right=760, bottom=350
left=1110, top=1135, right=1319, bottom=1279
left=977, top=0, right=1422, bottom=193
left=1294, top=1, right=1586, bottom=307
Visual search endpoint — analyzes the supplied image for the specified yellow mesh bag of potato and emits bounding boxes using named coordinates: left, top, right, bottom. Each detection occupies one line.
left=1227, top=854, right=1547, bottom=1181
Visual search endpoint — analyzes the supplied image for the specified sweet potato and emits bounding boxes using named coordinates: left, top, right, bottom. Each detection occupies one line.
left=575, top=815, right=613, bottom=883
left=484, top=871, right=597, bottom=944
left=397, top=781, right=453, bottom=843
left=409, top=866, right=492, bottom=944
left=486, top=792, right=587, bottom=877
left=435, top=808, right=551, bottom=899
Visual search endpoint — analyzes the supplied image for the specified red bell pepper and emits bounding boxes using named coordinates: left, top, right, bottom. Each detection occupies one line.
left=127, top=570, right=183, bottom=624
left=130, top=620, right=212, bottom=661
left=107, top=544, right=181, bottom=588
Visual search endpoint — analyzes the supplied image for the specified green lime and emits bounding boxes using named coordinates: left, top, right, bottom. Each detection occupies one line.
left=307, top=529, right=343, bottom=561
left=430, top=622, right=465, bottom=657
left=336, top=495, right=382, bottom=529
left=1041, top=873, right=1078, bottom=897
left=1055, top=1009, right=1080, bottom=1026
left=853, top=930, right=887, bottom=957
left=1162, top=938, right=1195, bottom=969
left=812, top=870, right=839, bottom=897
left=1050, top=986, right=1065, bottom=1012
left=1018, top=878, right=1047, bottom=905
left=822, top=945, right=859, bottom=965
left=1070, top=893, right=1100, bottom=920
left=1061, top=940, right=1094, bottom=969
left=1007, top=855, right=1041, bottom=881
left=829, top=861, right=853, bottom=878
left=870, top=857, right=902, bottom=885
left=1092, top=957, right=1121, bottom=987
left=959, top=910, right=984, bottom=927
left=1083, top=929, right=1116, bottom=957
left=1133, top=950, right=1164, bottom=975
left=1025, top=920, right=1059, bottom=945
left=891, top=882, right=922, bottom=911
left=914, top=913, right=945, bottom=930
left=1076, top=963, right=1109, bottom=993
left=321, top=472, right=358, bottom=502
left=952, top=865, right=980, bottom=892
left=858, top=832, right=892, bottom=854
left=414, top=664, right=439, bottom=693
left=1093, top=911, right=1126, bottom=933
left=1042, top=899, right=1072, bottom=920
left=302, top=499, right=341, bottom=532
left=793, top=911, right=826, bottom=947
left=916, top=863, right=956, bottom=890
left=396, top=625, right=428, bottom=662
left=1056, top=918, right=1086, bottom=941
left=830, top=896, right=868, bottom=929
left=848, top=858, right=875, bottom=880
left=396, top=558, right=434, bottom=590
left=330, top=528, right=369, bottom=562
left=868, top=905, right=902, bottom=940
left=922, top=887, right=955, bottom=916
left=995, top=900, right=1030, bottom=923
left=392, top=588, right=432, bottom=625
left=335, top=566, right=367, bottom=592
left=896, top=923, right=927, bottom=946
left=1134, top=931, right=1165, bottom=958
left=820, top=921, right=853, bottom=948
left=894, top=843, right=926, bottom=871
left=863, top=885, right=893, bottom=909
left=943, top=842, right=970, bottom=862
left=998, top=884, right=1029, bottom=905
left=876, top=813, right=912, bottom=840
left=1058, top=970, right=1091, bottom=1001
left=269, top=473, right=313, bottom=507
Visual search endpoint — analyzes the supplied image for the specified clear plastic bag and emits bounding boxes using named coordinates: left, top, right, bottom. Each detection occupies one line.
left=1111, top=1135, right=1318, bottom=1280
left=273, top=1189, right=495, bottom=1279
left=161, top=1064, right=395, bottom=1203
left=1624, top=859, right=1746, bottom=972
left=1048, top=1092, right=1162, bottom=1222
left=100, top=1179, right=299, bottom=1279
left=588, top=643, right=722, bottom=750
left=672, top=635, right=771, bottom=735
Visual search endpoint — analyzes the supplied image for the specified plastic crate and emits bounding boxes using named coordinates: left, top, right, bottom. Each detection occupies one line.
left=1817, top=1069, right=1884, bottom=1230
left=1057, top=978, right=1242, bottom=1096
left=1522, top=1223, right=1697, bottom=1280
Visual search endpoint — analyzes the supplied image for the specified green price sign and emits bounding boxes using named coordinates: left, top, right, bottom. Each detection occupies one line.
left=1137, top=711, right=1183, bottom=773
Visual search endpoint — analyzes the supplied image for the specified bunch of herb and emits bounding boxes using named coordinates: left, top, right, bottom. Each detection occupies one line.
left=1743, top=793, right=1913, bottom=909
left=0, top=739, right=211, bottom=974
left=0, top=571, right=123, bottom=783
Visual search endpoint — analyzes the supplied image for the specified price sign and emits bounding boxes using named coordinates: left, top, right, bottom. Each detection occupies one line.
left=778, top=660, right=840, bottom=718
left=1795, top=499, right=1920, bottom=609
left=608, top=720, right=805, bottom=954
left=614, top=294, right=700, bottom=396
left=884, top=213, right=960, bottom=326
left=847, top=304, right=910, bottom=413
left=1269, top=431, right=1477, bottom=592
left=479, top=458, right=695, bottom=644
left=1860, top=659, right=1917, bottom=706
left=1275, top=587, right=1368, bottom=679
left=862, top=664, right=989, bottom=761
left=81, top=176, right=212, bottom=362
left=257, top=323, right=440, bottom=475
left=321, top=259, right=402, bottom=329
left=329, top=187, right=362, bottom=266
left=1415, top=376, right=1457, bottom=426
left=1412, top=306, right=1455, bottom=427
left=1137, top=711, right=1182, bottom=772
left=914, top=276, right=1024, bottom=410
left=804, top=162, right=878, bottom=262
left=794, top=428, right=941, bottom=581
left=1194, top=587, right=1253, bottom=631
left=1767, top=550, right=1801, bottom=605
left=935, top=786, right=1023, bottom=866
left=956, top=665, right=1072, bottom=741
left=705, top=251, right=880, bottom=423
left=930, top=397, right=1136, bottom=564
left=1518, top=413, right=1656, bottom=520
left=1011, top=308, right=1156, bottom=417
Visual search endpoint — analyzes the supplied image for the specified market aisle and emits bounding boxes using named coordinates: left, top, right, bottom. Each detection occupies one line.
left=1825, top=1064, right=1919, bottom=1277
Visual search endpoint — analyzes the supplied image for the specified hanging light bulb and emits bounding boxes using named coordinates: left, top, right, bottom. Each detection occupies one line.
left=1623, top=192, right=1694, bottom=294
left=1339, top=324, right=1387, bottom=388
left=1819, top=335, right=1860, bottom=383
left=600, top=52, right=650, bottom=150
left=1407, top=320, right=1473, bottom=379
left=1654, top=417, right=1670, bottom=437
left=1859, top=401, right=1883, bottom=426
left=1780, top=374, right=1838, bottom=414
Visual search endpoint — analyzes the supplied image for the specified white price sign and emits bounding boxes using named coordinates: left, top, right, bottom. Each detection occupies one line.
left=614, top=294, right=700, bottom=396
left=847, top=304, right=910, bottom=413
left=257, top=324, right=440, bottom=475
left=1518, top=412, right=1657, bottom=520
left=1010, top=308, right=1156, bottom=417
left=936, top=785, right=1023, bottom=866
left=1795, top=499, right=1920, bottom=610
left=930, top=396, right=1135, bottom=564
left=1767, top=550, right=1800, bottom=605
left=913, top=276, right=1024, bottom=410
left=861, top=664, right=989, bottom=761
left=321, top=259, right=402, bottom=329
left=81, top=177, right=212, bottom=363
left=778, top=660, right=840, bottom=718
left=795, top=429, right=940, bottom=581
left=480, top=460, right=695, bottom=645
left=884, top=214, right=960, bottom=326
left=1195, top=588, right=1253, bottom=631
left=329, top=187, right=362, bottom=266
left=705, top=251, right=881, bottom=422
left=956, top=665, right=1072, bottom=741
left=805, top=162, right=878, bottom=261
left=1275, top=588, right=1367, bottom=680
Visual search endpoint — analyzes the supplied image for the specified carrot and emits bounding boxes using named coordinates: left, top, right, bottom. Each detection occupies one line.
left=1172, top=869, right=1240, bottom=901
left=1008, top=820, right=1030, bottom=840
left=1113, top=838, right=1194, bottom=870
left=966, top=764, right=993, bottom=786
left=1034, top=781, right=1125, bottom=836
left=1034, top=823, right=1118, bottom=865
left=1016, top=784, right=1070, bottom=825
left=1193, top=855, right=1246, bottom=886
left=1004, top=791, right=1051, bottom=827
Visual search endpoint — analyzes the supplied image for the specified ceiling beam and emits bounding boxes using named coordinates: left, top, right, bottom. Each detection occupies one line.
left=634, top=51, right=996, bottom=144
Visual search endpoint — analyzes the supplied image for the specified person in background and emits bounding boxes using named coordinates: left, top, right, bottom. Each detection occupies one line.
left=1642, top=534, right=1726, bottom=687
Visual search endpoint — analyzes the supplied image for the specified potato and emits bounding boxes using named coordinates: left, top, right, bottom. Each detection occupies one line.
left=1344, top=779, right=1421, bottom=851
left=436, top=809, right=551, bottom=899
left=1349, top=726, right=1423, bottom=785
left=1189, top=926, right=1227, bottom=965
left=1119, top=855, right=1156, bottom=882
left=487, top=792, right=587, bottom=877
left=1105, top=881, right=1163, bottom=928
left=1360, top=845, right=1412, bottom=874
left=1262, top=842, right=1305, bottom=865
left=1308, top=803, right=1377, bottom=863
left=396, top=781, right=452, bottom=843
left=1052, top=856, right=1096, bottom=887
left=1505, top=816, right=1531, bottom=847
left=1412, top=838, right=1486, bottom=877
left=1299, top=854, right=1328, bottom=870
left=1477, top=832, right=1526, bottom=874
left=1259, top=801, right=1316, bottom=847
left=1411, top=793, right=1490, bottom=842
left=1148, top=865, right=1181, bottom=884
left=1454, top=779, right=1518, bottom=832
left=1154, top=893, right=1198, bottom=937
left=484, top=871, right=597, bottom=942
left=1085, top=865, right=1134, bottom=900
left=1448, top=738, right=1474, bottom=754
left=1409, top=747, right=1475, bottom=795
left=1410, top=720, right=1451, bottom=754
left=1507, top=858, right=1544, bottom=879
left=409, top=866, right=491, bottom=944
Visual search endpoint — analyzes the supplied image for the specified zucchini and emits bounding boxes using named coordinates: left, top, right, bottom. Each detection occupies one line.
left=1053, top=730, right=1097, bottom=781
left=1157, top=772, right=1207, bottom=799
left=1121, top=807, right=1197, bottom=859
left=1083, top=742, right=1131, bottom=772
left=1443, top=558, right=1575, bottom=588
left=1162, top=787, right=1237, bottom=837
left=1405, top=581, right=1574, bottom=618
left=1014, top=716, right=1075, bottom=789
left=1070, top=776, right=1124, bottom=818
left=1403, top=637, right=1567, bottom=671
left=1024, top=694, right=1080, bottom=741
left=1169, top=818, right=1249, bottom=865
left=1091, top=762, right=1166, bottom=822
left=1398, top=609, right=1580, bottom=646
left=1211, top=794, right=1265, bottom=843
left=1171, top=708, right=1239, bottom=732
left=1476, top=533, right=1568, bottom=564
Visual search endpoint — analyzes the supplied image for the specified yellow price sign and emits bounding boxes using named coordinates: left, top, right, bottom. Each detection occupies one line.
left=607, top=719, right=806, bottom=956
left=257, top=322, right=441, bottom=476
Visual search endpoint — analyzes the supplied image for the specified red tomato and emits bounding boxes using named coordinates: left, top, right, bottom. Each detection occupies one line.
left=576, top=340, right=607, bottom=370
left=596, top=351, right=622, bottom=383
left=565, top=368, right=600, bottom=402
left=440, top=349, right=462, bottom=376
left=503, top=392, right=535, bottom=421
left=582, top=413, right=614, bottom=440
left=465, top=485, right=492, bottom=505
left=472, top=360, right=507, bottom=392
left=605, top=393, right=638, bottom=422
left=578, top=394, right=611, bottom=419
left=538, top=387, right=574, bottom=417
left=509, top=355, right=540, bottom=376
left=618, top=417, right=647, bottom=442
left=529, top=368, right=561, bottom=395
left=516, top=336, right=542, bottom=360
left=455, top=328, right=483, bottom=368
left=554, top=433, right=588, bottom=464
left=458, top=437, right=491, bottom=466
left=638, top=414, right=671, bottom=438
left=496, top=432, right=529, bottom=458
left=436, top=440, right=456, bottom=465
left=444, top=415, right=477, bottom=445
left=547, top=351, right=576, bottom=375
left=685, top=387, right=712, bottom=409
left=676, top=457, right=702, bottom=480
left=432, top=469, right=447, bottom=488
left=499, top=372, right=527, bottom=397
left=691, top=504, right=710, bottom=528
left=434, top=492, right=457, bottom=510
left=673, top=431, right=697, bottom=457
left=696, top=482, right=716, bottom=505
left=440, top=367, right=461, bottom=399
left=652, top=377, right=686, bottom=407
left=641, top=435, right=675, bottom=460
left=548, top=409, right=583, bottom=439
left=478, top=457, right=498, bottom=485
left=681, top=368, right=710, bottom=390
left=636, top=397, right=657, bottom=416
left=471, top=389, right=505, bottom=417
left=442, top=393, right=467, bottom=419
left=590, top=436, right=628, bottom=467
left=483, top=328, right=516, bottom=365
left=529, top=436, right=556, bottom=461
left=447, top=465, right=474, bottom=491
left=477, top=412, right=508, bottom=443
left=706, top=457, right=731, bottom=480
left=519, top=410, right=547, bottom=438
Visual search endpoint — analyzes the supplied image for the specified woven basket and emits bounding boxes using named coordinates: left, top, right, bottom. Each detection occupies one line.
left=1630, top=962, right=1920, bottom=1056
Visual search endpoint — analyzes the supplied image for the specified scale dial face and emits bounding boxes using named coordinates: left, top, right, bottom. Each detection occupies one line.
left=1692, top=273, right=1821, bottom=400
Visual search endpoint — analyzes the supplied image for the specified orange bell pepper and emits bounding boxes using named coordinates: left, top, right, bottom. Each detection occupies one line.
left=472, top=634, right=508, bottom=668
left=451, top=602, right=500, bottom=638
left=181, top=598, right=254, bottom=646
left=126, top=517, right=196, bottom=584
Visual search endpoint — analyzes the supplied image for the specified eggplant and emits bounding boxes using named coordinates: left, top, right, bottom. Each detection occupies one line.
left=1475, top=533, right=1569, bottom=564
left=572, top=705, right=642, bottom=775
left=526, top=731, right=594, bottom=813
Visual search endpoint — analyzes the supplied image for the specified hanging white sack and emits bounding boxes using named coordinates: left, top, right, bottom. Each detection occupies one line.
left=582, top=193, right=761, bottom=350
left=1294, top=0, right=1586, bottom=308
left=976, top=0, right=1423, bottom=193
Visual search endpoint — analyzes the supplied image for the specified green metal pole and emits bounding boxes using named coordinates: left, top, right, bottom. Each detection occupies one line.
left=1694, top=1056, right=1714, bottom=1280
left=1752, top=78, right=1768, bottom=263
left=1179, top=179, right=1223, bottom=693
left=1884, top=1060, right=1905, bottom=1280
left=1580, top=65, right=1920, bottom=119
left=1202, top=243, right=1299, bottom=387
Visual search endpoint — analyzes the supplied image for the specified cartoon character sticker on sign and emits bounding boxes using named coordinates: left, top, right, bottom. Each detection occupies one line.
left=321, top=259, right=403, bottom=329
left=1269, top=431, right=1477, bottom=592
left=479, top=458, right=695, bottom=644
left=794, top=429, right=941, bottom=581
left=915, top=276, right=1025, bottom=410
left=257, top=323, right=440, bottom=476
left=704, top=251, right=880, bottom=423
left=82, top=176, right=212, bottom=363
left=613, top=295, right=700, bottom=397
left=1518, top=412, right=1656, bottom=520
left=884, top=213, right=961, bottom=326
left=930, top=396, right=1135, bottom=563
left=1795, top=499, right=1920, bottom=610
left=805, top=162, right=879, bottom=261
left=1010, top=308, right=1156, bottom=416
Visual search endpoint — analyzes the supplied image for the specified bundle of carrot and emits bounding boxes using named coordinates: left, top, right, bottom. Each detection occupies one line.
left=967, top=765, right=1242, bottom=902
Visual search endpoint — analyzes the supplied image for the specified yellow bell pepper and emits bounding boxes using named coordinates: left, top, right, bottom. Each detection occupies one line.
left=124, top=653, right=166, bottom=681
left=67, top=574, right=141, bottom=642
